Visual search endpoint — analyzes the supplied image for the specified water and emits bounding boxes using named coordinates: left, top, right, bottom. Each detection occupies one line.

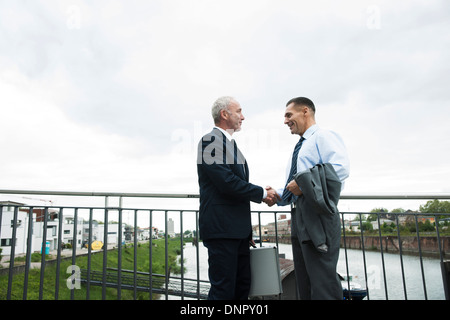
left=181, top=242, right=446, bottom=300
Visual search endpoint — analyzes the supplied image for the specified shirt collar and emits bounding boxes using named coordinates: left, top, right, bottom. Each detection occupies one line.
left=302, top=124, right=318, bottom=140
left=214, top=126, right=233, bottom=141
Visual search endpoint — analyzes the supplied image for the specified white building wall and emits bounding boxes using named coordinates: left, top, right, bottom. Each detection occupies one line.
left=32, top=220, right=59, bottom=252
left=97, top=224, right=125, bottom=247
left=0, top=208, right=30, bottom=255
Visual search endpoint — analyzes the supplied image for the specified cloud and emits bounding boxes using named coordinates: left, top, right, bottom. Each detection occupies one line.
left=0, top=0, right=449, bottom=215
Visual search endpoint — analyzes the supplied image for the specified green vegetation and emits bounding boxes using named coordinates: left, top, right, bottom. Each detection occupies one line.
left=346, top=200, right=450, bottom=237
left=0, top=238, right=186, bottom=300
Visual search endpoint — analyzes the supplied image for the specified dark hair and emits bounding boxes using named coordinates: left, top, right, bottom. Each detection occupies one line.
left=286, top=97, right=315, bottom=113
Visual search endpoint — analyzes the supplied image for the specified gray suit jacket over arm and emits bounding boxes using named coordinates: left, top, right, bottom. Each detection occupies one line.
left=293, top=163, right=342, bottom=251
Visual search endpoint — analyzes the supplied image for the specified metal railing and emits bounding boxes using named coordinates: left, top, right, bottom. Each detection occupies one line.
left=0, top=189, right=449, bottom=300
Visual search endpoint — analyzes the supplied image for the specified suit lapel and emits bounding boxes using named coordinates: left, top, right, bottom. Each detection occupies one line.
left=213, top=128, right=248, bottom=181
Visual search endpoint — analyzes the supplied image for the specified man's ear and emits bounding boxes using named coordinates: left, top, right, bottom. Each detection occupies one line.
left=303, top=106, right=309, bottom=116
left=220, top=109, right=229, bottom=121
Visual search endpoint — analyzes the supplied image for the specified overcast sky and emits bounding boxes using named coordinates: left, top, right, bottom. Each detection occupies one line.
left=1, top=0, right=449, bottom=218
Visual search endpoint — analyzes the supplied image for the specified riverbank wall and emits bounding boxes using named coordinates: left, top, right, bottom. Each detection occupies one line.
left=262, top=235, right=450, bottom=257
left=342, top=235, right=449, bottom=257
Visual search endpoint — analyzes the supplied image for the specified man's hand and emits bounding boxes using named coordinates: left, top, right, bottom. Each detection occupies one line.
left=263, top=186, right=281, bottom=207
left=286, top=179, right=302, bottom=196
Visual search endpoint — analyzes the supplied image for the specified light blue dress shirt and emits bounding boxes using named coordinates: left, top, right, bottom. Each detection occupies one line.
left=277, top=124, right=350, bottom=206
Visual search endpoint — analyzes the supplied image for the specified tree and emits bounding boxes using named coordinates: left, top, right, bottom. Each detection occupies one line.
left=420, top=200, right=450, bottom=214
left=360, top=221, right=373, bottom=232
left=370, top=208, right=388, bottom=213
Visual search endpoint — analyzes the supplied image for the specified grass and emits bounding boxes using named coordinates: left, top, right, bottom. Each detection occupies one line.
left=0, top=238, right=186, bottom=300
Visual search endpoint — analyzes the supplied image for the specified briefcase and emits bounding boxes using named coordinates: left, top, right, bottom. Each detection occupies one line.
left=248, top=246, right=282, bottom=297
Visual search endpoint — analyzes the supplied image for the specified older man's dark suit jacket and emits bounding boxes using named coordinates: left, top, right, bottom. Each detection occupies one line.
left=197, top=128, right=263, bottom=241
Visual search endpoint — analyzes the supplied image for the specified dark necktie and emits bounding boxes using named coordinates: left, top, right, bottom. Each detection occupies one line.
left=281, top=137, right=305, bottom=203
left=231, top=139, right=247, bottom=178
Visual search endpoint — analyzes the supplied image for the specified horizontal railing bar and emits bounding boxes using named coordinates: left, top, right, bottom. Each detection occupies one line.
left=106, top=268, right=210, bottom=284
left=0, top=189, right=199, bottom=198
left=340, top=194, right=450, bottom=200
left=2, top=204, right=450, bottom=217
left=1, top=189, right=450, bottom=200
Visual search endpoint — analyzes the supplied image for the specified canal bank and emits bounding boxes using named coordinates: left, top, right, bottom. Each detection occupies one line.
left=261, top=236, right=450, bottom=257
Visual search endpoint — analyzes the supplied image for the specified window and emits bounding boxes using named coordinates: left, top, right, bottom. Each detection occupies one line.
left=10, top=220, right=22, bottom=228
left=1, top=238, right=15, bottom=246
left=47, top=226, right=56, bottom=236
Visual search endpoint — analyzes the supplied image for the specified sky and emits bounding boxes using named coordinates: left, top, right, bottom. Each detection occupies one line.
left=1, top=0, right=450, bottom=229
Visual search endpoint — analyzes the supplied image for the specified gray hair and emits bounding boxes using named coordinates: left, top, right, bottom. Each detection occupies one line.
left=211, top=96, right=235, bottom=124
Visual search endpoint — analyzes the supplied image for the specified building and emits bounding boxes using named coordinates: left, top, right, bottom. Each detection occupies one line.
left=257, top=215, right=291, bottom=237
left=97, top=223, right=126, bottom=247
left=0, top=201, right=144, bottom=257
left=0, top=201, right=30, bottom=255
left=167, top=218, right=175, bottom=237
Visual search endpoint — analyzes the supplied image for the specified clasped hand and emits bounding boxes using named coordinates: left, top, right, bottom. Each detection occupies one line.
left=263, top=186, right=281, bottom=207
left=286, top=179, right=302, bottom=196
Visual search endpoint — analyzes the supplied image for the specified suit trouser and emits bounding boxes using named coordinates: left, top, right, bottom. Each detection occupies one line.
left=203, top=238, right=251, bottom=300
left=291, top=208, right=342, bottom=300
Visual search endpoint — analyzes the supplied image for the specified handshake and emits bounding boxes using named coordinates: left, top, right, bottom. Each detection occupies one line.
left=262, top=186, right=281, bottom=207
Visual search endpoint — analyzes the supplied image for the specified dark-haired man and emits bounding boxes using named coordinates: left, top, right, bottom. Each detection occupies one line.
left=277, top=97, right=350, bottom=300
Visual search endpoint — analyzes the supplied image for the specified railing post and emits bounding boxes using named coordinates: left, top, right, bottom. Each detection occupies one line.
left=117, top=208, right=122, bottom=300
left=23, top=206, right=34, bottom=300
left=102, top=208, right=109, bottom=300
left=7, top=206, right=19, bottom=300
left=149, top=210, right=153, bottom=300
left=39, top=207, right=49, bottom=300
left=442, top=260, right=450, bottom=300
left=55, top=207, right=63, bottom=300
left=164, top=210, right=169, bottom=300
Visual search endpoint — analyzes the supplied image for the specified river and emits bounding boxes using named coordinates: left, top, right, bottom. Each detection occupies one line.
left=180, top=242, right=446, bottom=300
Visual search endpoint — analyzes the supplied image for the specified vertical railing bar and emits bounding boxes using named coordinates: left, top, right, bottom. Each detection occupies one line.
left=23, top=206, right=34, bottom=300
left=164, top=210, right=169, bottom=300
left=273, top=212, right=281, bottom=301
left=180, top=210, right=185, bottom=300
left=0, top=204, right=2, bottom=237
left=434, top=215, right=450, bottom=300
left=102, top=207, right=109, bottom=300
left=54, top=207, right=64, bottom=300
left=358, top=212, right=370, bottom=300
left=7, top=206, right=19, bottom=300
left=39, top=207, right=49, bottom=300
left=70, top=208, right=78, bottom=300
left=376, top=212, right=388, bottom=300
left=86, top=208, right=93, bottom=300
left=149, top=210, right=153, bottom=300
left=257, top=212, right=262, bottom=247
left=274, top=212, right=279, bottom=249
left=118, top=198, right=123, bottom=300
left=117, top=208, right=122, bottom=300
left=196, top=210, right=200, bottom=299
left=133, top=209, right=138, bottom=300
left=0, top=206, right=3, bottom=298
left=395, top=214, right=408, bottom=300
left=342, top=212, right=351, bottom=300
left=434, top=215, right=444, bottom=263
left=435, top=214, right=449, bottom=300
left=414, top=214, right=428, bottom=300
